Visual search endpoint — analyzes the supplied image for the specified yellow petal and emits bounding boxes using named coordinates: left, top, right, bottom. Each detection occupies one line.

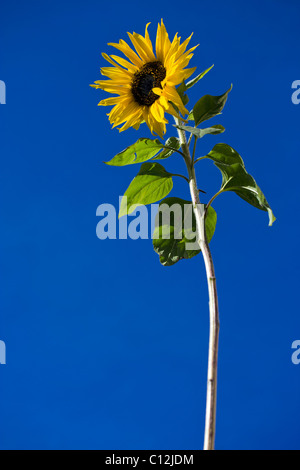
left=110, top=55, right=138, bottom=73
left=163, top=85, right=188, bottom=116
left=144, top=23, right=153, bottom=50
left=152, top=87, right=163, bottom=96
left=108, top=40, right=143, bottom=68
left=160, top=19, right=172, bottom=61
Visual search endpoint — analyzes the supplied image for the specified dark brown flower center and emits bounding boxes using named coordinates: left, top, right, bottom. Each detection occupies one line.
left=131, top=61, right=166, bottom=106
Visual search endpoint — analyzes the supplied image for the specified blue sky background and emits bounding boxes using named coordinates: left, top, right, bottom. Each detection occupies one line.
left=0, top=0, right=299, bottom=450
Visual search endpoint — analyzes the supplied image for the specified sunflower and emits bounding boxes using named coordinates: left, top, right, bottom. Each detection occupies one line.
left=90, top=20, right=197, bottom=138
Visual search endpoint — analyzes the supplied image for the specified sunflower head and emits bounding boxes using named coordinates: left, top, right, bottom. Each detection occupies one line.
left=90, top=20, right=197, bottom=138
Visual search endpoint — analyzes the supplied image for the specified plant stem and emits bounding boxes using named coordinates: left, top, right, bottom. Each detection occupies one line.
left=191, top=136, right=198, bottom=165
left=205, top=189, right=224, bottom=215
left=175, top=118, right=220, bottom=451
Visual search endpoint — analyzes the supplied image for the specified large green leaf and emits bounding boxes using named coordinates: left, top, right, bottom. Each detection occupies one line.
left=192, top=85, right=232, bottom=126
left=153, top=197, right=217, bottom=266
left=119, top=162, right=173, bottom=217
left=175, top=124, right=225, bottom=139
left=105, top=138, right=164, bottom=166
left=177, top=65, right=214, bottom=106
left=205, top=143, right=276, bottom=226
left=105, top=137, right=182, bottom=166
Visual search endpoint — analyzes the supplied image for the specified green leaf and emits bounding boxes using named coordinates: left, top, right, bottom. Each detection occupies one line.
left=185, top=65, right=214, bottom=90
left=193, top=85, right=233, bottom=126
left=177, top=89, right=189, bottom=107
left=153, top=137, right=181, bottom=160
left=105, top=138, right=164, bottom=166
left=177, top=65, right=214, bottom=105
left=119, top=162, right=173, bottom=217
left=175, top=124, right=225, bottom=139
left=153, top=197, right=217, bottom=266
left=205, top=143, right=276, bottom=226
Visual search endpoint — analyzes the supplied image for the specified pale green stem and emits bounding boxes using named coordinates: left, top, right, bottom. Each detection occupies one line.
left=191, top=136, right=198, bottom=166
left=175, top=117, right=220, bottom=451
